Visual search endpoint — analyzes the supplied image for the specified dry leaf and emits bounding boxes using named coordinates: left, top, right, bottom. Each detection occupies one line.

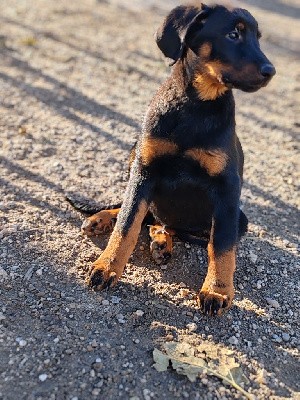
left=153, top=341, right=253, bottom=399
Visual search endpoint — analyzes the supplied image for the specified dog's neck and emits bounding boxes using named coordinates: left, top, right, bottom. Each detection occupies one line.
left=179, top=50, right=229, bottom=101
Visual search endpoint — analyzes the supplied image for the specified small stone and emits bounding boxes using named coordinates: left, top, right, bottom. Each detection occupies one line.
left=102, top=299, right=110, bottom=306
left=228, top=336, right=239, bottom=345
left=135, top=310, right=144, bottom=317
left=256, top=369, right=268, bottom=384
left=95, top=357, right=102, bottom=363
left=65, top=349, right=73, bottom=355
left=160, top=265, right=168, bottom=270
left=259, top=230, right=267, bottom=238
left=266, top=298, right=280, bottom=309
left=249, top=251, right=258, bottom=263
left=92, top=388, right=100, bottom=396
left=180, top=289, right=189, bottom=297
left=256, top=280, right=262, bottom=289
left=36, top=268, right=43, bottom=276
left=139, top=246, right=145, bottom=251
left=0, top=267, right=8, bottom=279
left=186, top=322, right=197, bottom=332
left=185, top=243, right=191, bottom=249
left=18, top=126, right=27, bottom=134
left=19, top=339, right=27, bottom=347
left=116, top=314, right=126, bottom=323
left=0, top=312, right=6, bottom=321
left=111, top=296, right=121, bottom=304
left=179, top=282, right=186, bottom=288
left=39, top=374, right=48, bottom=382
left=91, top=339, right=98, bottom=348
left=282, top=333, right=290, bottom=342
left=272, top=334, right=282, bottom=343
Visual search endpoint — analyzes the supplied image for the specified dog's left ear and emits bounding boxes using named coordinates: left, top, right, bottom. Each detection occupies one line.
left=155, top=3, right=211, bottom=65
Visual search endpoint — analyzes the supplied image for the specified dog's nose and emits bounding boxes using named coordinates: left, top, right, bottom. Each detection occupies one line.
left=260, top=63, right=276, bottom=78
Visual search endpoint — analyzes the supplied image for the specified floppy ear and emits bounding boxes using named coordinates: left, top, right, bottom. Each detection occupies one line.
left=155, top=3, right=210, bottom=65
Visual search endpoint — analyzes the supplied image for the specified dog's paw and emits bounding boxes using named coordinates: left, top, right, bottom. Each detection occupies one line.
left=149, top=225, right=173, bottom=264
left=150, top=240, right=172, bottom=264
left=86, top=262, right=118, bottom=291
left=81, top=210, right=117, bottom=236
left=198, top=289, right=232, bottom=316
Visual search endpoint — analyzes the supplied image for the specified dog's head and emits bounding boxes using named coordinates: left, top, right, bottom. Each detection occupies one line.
left=156, top=4, right=276, bottom=97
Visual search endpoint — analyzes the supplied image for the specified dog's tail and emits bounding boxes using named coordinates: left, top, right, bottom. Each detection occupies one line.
left=66, top=195, right=122, bottom=216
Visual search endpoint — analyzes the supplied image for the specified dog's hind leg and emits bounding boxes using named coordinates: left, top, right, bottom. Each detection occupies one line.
left=149, top=225, right=174, bottom=264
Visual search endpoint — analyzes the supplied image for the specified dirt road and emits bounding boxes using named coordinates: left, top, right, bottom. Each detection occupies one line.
left=0, top=0, right=299, bottom=399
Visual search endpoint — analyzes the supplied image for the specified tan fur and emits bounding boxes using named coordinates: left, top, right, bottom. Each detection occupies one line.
left=82, top=208, right=120, bottom=236
left=140, top=137, right=178, bottom=165
left=199, top=42, right=212, bottom=59
left=185, top=148, right=228, bottom=175
left=200, top=242, right=236, bottom=311
left=90, top=200, right=148, bottom=284
left=194, top=61, right=228, bottom=101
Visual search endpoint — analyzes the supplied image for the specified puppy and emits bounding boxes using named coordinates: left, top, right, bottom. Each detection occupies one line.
left=75, top=3, right=275, bottom=315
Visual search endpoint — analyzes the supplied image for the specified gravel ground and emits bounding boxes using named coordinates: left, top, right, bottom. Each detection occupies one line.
left=0, top=0, right=299, bottom=399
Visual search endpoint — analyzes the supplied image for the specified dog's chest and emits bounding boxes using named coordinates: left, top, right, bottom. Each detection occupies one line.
left=140, top=137, right=228, bottom=177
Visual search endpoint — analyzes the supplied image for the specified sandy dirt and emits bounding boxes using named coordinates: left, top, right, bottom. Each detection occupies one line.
left=0, top=0, right=299, bottom=399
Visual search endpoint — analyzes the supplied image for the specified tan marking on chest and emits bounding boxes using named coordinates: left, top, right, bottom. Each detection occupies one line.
left=140, top=137, right=178, bottom=165
left=185, top=148, right=228, bottom=176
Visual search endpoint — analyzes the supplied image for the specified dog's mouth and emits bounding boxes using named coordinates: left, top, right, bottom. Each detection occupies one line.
left=222, top=75, right=272, bottom=92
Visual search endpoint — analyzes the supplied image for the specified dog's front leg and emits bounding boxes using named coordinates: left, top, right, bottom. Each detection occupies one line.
left=199, top=176, right=240, bottom=315
left=87, top=166, right=151, bottom=290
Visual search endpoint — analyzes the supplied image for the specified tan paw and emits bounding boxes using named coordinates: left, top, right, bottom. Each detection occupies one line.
left=149, top=225, right=173, bottom=264
left=86, top=261, right=118, bottom=291
left=81, top=210, right=118, bottom=236
left=198, top=287, right=233, bottom=316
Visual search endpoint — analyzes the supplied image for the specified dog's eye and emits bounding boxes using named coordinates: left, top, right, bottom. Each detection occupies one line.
left=226, top=31, right=240, bottom=41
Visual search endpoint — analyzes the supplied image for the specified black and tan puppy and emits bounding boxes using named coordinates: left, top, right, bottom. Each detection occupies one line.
left=71, top=3, right=275, bottom=315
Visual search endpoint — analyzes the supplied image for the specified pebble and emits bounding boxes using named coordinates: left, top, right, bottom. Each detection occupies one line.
left=0, top=312, right=6, bottom=321
left=256, top=280, right=262, bottom=289
left=117, top=314, right=126, bottom=323
left=135, top=310, right=144, bottom=317
left=249, top=251, right=258, bottom=263
left=0, top=267, right=8, bottom=279
left=272, top=334, right=282, bottom=343
left=102, top=299, right=110, bottom=306
left=16, top=338, right=27, bottom=347
left=282, top=333, right=290, bottom=342
left=266, top=298, right=280, bottom=309
left=186, top=322, right=197, bottom=332
left=111, top=296, right=121, bottom=304
left=228, top=336, right=239, bottom=345
left=36, top=268, right=43, bottom=276
left=91, top=339, right=98, bottom=348
left=39, top=374, right=48, bottom=382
